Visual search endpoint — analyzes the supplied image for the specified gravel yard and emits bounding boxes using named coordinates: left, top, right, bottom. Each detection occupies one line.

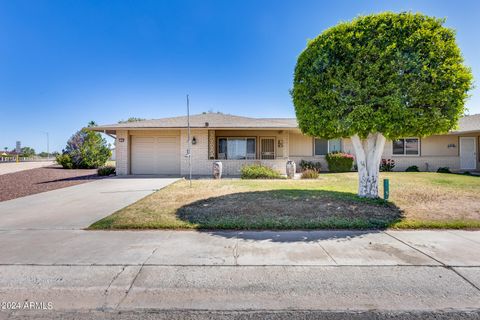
left=0, top=165, right=100, bottom=202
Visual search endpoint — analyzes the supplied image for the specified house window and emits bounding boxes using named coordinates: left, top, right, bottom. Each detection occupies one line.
left=329, top=139, right=342, bottom=152
left=217, top=138, right=256, bottom=160
left=314, top=138, right=342, bottom=155
left=314, top=139, right=328, bottom=155
left=392, top=138, right=420, bottom=155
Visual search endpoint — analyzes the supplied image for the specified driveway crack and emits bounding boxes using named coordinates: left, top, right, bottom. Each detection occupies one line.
left=317, top=242, right=337, bottom=265
left=233, top=236, right=239, bottom=266
left=115, top=247, right=158, bottom=309
left=383, top=231, right=480, bottom=293
left=446, top=230, right=480, bottom=245
left=102, top=265, right=126, bottom=310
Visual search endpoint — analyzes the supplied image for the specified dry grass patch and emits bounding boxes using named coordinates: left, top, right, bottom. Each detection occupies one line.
left=89, top=172, right=480, bottom=230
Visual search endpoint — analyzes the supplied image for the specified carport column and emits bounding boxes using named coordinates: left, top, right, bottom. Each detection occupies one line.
left=283, top=130, right=290, bottom=159
left=116, top=130, right=129, bottom=175
left=208, top=130, right=216, bottom=159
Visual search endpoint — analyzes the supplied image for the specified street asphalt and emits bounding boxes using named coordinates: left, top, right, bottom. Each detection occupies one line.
left=0, top=178, right=478, bottom=319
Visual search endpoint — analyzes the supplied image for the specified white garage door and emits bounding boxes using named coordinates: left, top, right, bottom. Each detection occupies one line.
left=131, top=136, right=180, bottom=175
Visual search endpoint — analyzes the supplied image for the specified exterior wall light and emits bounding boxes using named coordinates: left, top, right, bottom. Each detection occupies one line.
left=192, top=137, right=197, bottom=145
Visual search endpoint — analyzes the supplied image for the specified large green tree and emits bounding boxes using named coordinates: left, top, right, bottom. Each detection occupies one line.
left=57, top=123, right=111, bottom=169
left=20, top=147, right=36, bottom=157
left=292, top=12, right=472, bottom=198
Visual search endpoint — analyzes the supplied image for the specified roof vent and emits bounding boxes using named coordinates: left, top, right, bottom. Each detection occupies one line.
left=205, top=122, right=209, bottom=127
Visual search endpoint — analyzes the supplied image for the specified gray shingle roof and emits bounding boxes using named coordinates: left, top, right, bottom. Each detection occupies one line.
left=94, top=112, right=298, bottom=130
left=92, top=112, right=480, bottom=133
left=454, top=114, right=480, bottom=133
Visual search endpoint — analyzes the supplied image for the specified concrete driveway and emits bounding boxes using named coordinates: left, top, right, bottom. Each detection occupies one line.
left=0, top=177, right=179, bottom=230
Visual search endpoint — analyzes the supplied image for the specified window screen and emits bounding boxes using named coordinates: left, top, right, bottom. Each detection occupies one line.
left=314, top=138, right=328, bottom=155
left=218, top=138, right=257, bottom=160
left=405, top=138, right=419, bottom=155
left=218, top=138, right=227, bottom=157
left=393, top=138, right=419, bottom=155
left=246, top=138, right=256, bottom=154
left=227, top=139, right=247, bottom=160
left=392, top=139, right=405, bottom=155
left=329, top=139, right=341, bottom=152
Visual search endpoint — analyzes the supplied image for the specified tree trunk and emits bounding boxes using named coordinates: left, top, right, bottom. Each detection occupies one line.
left=350, top=133, right=386, bottom=198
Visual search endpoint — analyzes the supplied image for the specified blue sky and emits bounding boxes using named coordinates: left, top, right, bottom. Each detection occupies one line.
left=1, top=0, right=479, bottom=153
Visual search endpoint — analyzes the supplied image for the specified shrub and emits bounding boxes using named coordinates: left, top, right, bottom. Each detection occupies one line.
left=405, top=165, right=420, bottom=172
left=98, top=166, right=116, bottom=176
left=325, top=152, right=354, bottom=172
left=437, top=167, right=451, bottom=174
left=301, top=169, right=319, bottom=179
left=299, top=160, right=322, bottom=172
left=380, top=159, right=395, bottom=172
left=240, top=164, right=284, bottom=179
left=58, top=125, right=111, bottom=169
left=56, top=154, right=73, bottom=169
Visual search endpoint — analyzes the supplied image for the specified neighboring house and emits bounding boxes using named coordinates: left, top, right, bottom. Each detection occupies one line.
left=92, top=112, right=480, bottom=176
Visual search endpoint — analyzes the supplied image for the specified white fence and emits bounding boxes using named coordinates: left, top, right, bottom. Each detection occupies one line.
left=0, top=157, right=54, bottom=162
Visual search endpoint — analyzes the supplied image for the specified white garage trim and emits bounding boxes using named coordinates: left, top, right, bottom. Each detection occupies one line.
left=131, top=135, right=180, bottom=175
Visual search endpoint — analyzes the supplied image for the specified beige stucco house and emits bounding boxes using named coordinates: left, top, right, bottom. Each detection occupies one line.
left=93, top=112, right=480, bottom=176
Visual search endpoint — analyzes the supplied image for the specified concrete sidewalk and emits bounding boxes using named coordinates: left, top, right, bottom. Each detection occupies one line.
left=0, top=230, right=479, bottom=319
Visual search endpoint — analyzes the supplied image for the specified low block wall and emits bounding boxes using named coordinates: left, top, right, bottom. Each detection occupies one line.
left=282, top=156, right=461, bottom=173
left=390, top=156, right=460, bottom=172
left=181, top=159, right=288, bottom=177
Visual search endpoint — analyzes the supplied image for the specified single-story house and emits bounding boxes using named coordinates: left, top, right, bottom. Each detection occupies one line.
left=92, top=112, right=480, bottom=176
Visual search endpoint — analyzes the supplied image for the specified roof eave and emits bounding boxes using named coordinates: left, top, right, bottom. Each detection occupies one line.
left=90, top=126, right=298, bottom=131
left=448, top=129, right=480, bottom=135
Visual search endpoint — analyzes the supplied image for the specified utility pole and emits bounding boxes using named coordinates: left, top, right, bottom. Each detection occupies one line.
left=46, top=132, right=50, bottom=159
left=187, top=95, right=192, bottom=188
left=42, top=131, right=50, bottom=158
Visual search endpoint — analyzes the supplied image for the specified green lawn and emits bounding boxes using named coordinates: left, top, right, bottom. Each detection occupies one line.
left=89, top=172, right=480, bottom=230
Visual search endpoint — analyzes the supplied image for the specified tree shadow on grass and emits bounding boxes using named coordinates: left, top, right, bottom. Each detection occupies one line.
left=176, top=189, right=404, bottom=242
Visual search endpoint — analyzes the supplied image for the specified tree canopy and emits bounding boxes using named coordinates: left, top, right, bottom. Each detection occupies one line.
left=57, top=126, right=111, bottom=169
left=118, top=117, right=146, bottom=124
left=20, top=147, right=35, bottom=157
left=292, top=12, right=473, bottom=140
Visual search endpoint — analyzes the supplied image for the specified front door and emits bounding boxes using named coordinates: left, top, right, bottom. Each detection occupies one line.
left=460, top=137, right=477, bottom=170
left=260, top=138, right=275, bottom=159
